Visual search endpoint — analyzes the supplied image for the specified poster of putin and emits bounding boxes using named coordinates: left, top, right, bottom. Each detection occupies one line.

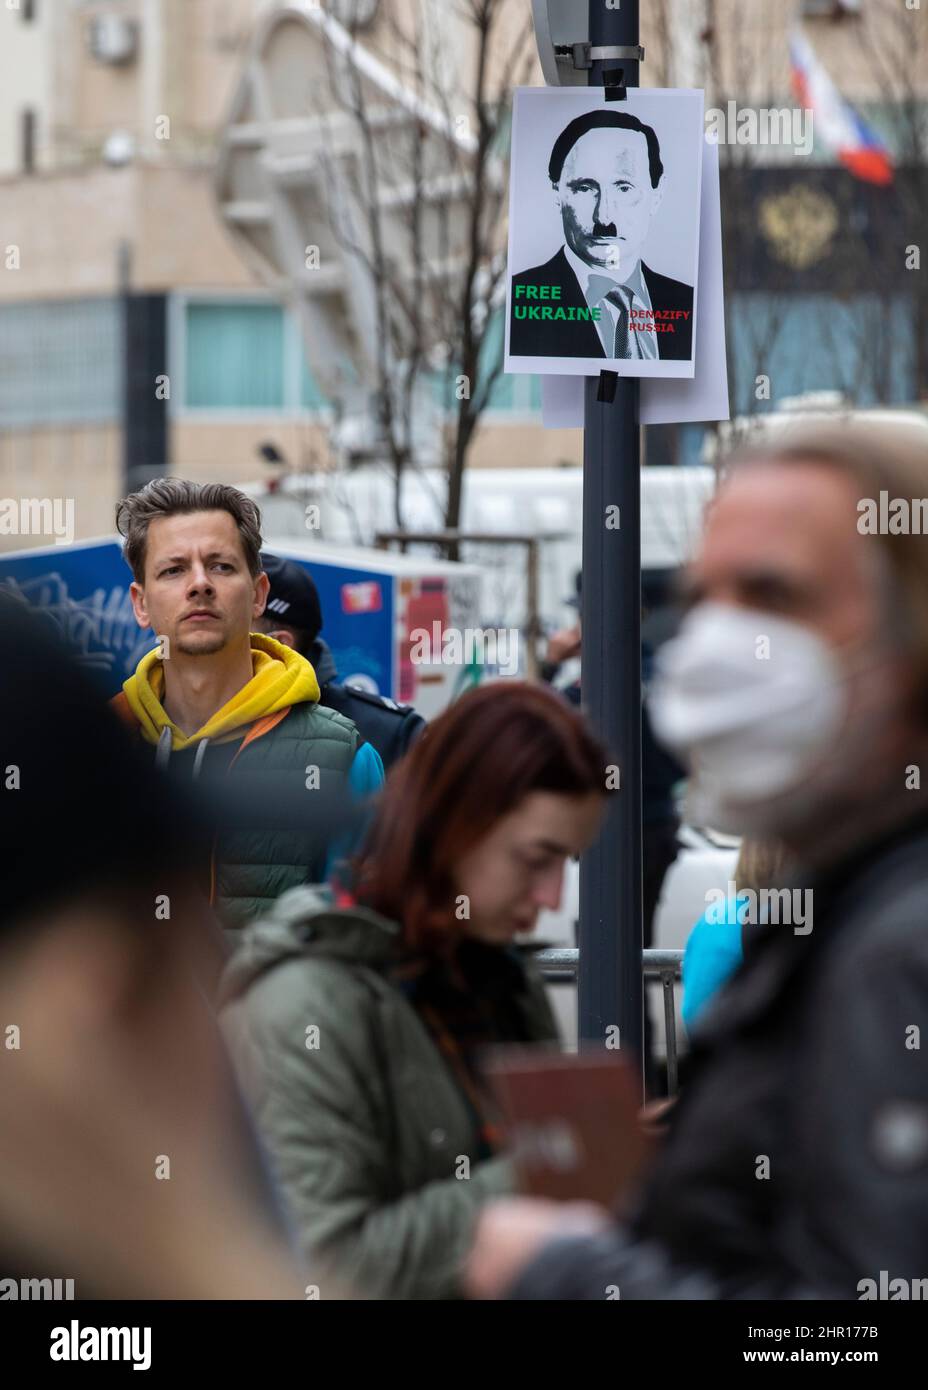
left=505, top=87, right=704, bottom=379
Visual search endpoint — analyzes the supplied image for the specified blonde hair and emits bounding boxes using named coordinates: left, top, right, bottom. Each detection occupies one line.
left=733, top=837, right=791, bottom=896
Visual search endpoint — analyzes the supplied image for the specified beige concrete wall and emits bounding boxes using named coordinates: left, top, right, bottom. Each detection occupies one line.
left=45, top=0, right=432, bottom=162
left=171, top=417, right=336, bottom=486
left=170, top=416, right=579, bottom=484
left=0, top=166, right=136, bottom=302
left=186, top=0, right=278, bottom=136
left=0, top=164, right=256, bottom=302
left=134, top=165, right=260, bottom=291
left=467, top=421, right=581, bottom=470
left=68, top=1, right=144, bottom=144
left=0, top=413, right=576, bottom=559
left=39, top=0, right=259, bottom=166
left=0, top=424, right=122, bottom=553
left=477, top=0, right=543, bottom=98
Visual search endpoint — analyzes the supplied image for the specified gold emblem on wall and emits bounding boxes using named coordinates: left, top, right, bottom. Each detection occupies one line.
left=758, top=185, right=839, bottom=270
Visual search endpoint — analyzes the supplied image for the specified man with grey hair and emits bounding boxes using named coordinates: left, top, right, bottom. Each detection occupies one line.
left=467, top=421, right=928, bottom=1300
left=113, top=478, right=384, bottom=928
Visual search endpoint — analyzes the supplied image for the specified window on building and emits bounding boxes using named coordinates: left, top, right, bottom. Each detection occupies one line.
left=180, top=300, right=338, bottom=412
left=178, top=297, right=539, bottom=418
left=433, top=309, right=541, bottom=416
left=184, top=303, right=286, bottom=409
left=730, top=291, right=915, bottom=415
left=300, top=355, right=331, bottom=410
left=0, top=298, right=121, bottom=427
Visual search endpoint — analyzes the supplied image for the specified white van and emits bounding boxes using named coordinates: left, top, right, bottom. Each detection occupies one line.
left=245, top=463, right=718, bottom=638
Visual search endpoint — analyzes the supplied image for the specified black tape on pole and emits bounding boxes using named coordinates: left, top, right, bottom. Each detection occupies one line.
left=597, top=370, right=619, bottom=403
left=603, top=66, right=627, bottom=101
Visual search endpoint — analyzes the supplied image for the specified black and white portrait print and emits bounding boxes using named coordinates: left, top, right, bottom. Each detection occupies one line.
left=505, top=88, right=704, bottom=379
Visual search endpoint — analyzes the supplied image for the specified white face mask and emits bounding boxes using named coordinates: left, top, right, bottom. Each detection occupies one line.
left=649, top=603, right=847, bottom=834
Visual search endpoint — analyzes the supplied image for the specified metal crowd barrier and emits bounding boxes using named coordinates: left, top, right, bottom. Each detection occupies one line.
left=535, top=947, right=685, bottom=1096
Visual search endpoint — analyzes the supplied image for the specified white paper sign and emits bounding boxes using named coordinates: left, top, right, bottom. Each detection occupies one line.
left=505, top=87, right=704, bottom=380
left=541, top=137, right=729, bottom=428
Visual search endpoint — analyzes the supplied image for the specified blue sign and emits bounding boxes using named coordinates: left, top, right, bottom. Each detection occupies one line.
left=0, top=540, right=153, bottom=696
left=286, top=555, right=394, bottom=697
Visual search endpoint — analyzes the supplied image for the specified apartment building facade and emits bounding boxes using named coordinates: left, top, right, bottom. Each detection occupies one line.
left=1, top=0, right=925, bottom=549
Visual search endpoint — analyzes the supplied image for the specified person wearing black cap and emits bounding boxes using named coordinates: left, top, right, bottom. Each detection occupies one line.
left=257, top=551, right=425, bottom=770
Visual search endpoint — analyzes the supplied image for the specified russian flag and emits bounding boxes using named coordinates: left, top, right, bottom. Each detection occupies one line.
left=789, top=28, right=893, bottom=185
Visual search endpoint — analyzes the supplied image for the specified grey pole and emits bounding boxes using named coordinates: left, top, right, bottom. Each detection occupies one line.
left=578, top=0, right=643, bottom=1092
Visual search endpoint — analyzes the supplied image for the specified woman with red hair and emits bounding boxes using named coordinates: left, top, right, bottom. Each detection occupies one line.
left=220, top=681, right=608, bottom=1299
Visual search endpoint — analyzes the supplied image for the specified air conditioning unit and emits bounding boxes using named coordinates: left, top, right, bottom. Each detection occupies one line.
left=800, top=0, right=861, bottom=16
left=88, top=14, right=139, bottom=65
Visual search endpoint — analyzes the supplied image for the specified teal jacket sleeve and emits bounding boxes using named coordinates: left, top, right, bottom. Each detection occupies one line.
left=682, top=895, right=747, bottom=1034
left=324, top=742, right=385, bottom=881
left=349, top=740, right=385, bottom=796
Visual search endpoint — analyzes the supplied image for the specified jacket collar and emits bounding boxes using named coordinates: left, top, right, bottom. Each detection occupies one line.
left=308, top=635, right=338, bottom=687
left=120, top=633, right=320, bottom=750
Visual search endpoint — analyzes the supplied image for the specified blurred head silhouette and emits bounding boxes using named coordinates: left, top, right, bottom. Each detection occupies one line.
left=651, top=421, right=928, bottom=858
left=0, top=596, right=299, bottom=1298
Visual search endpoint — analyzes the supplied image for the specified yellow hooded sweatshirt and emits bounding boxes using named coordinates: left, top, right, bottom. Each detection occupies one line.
left=118, top=633, right=320, bottom=750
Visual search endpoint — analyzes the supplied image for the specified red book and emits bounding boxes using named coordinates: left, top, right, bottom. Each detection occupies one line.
left=486, top=1049, right=652, bottom=1212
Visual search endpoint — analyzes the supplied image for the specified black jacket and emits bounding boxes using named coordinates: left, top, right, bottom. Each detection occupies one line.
left=309, top=637, right=425, bottom=771
left=511, top=815, right=928, bottom=1299
left=509, top=247, right=693, bottom=361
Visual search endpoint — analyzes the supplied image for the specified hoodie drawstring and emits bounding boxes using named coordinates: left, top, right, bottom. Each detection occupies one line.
left=192, top=738, right=210, bottom=781
left=155, top=726, right=210, bottom=781
left=155, top=726, right=172, bottom=772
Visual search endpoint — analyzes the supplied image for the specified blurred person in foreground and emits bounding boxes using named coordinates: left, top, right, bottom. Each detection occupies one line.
left=467, top=421, right=928, bottom=1300
left=0, top=597, right=302, bottom=1298
left=219, top=683, right=609, bottom=1299
left=256, top=551, right=425, bottom=769
left=113, top=479, right=383, bottom=928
